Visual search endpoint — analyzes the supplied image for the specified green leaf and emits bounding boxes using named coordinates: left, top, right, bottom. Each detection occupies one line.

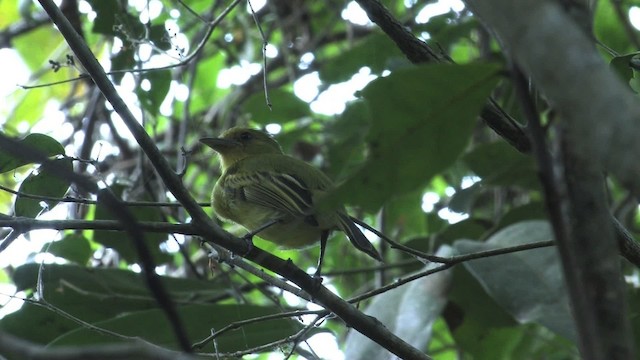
left=13, top=26, right=62, bottom=71
left=447, top=265, right=577, bottom=358
left=93, top=186, right=171, bottom=264
left=136, top=70, right=171, bottom=116
left=13, top=263, right=222, bottom=304
left=344, top=247, right=454, bottom=358
left=243, top=88, right=310, bottom=124
left=111, top=47, right=135, bottom=83
left=49, top=304, right=311, bottom=352
left=14, top=157, right=72, bottom=218
left=495, top=202, right=546, bottom=230
left=41, top=234, right=92, bottom=265
left=0, top=133, right=65, bottom=173
left=149, top=24, right=171, bottom=51
left=447, top=266, right=518, bottom=356
left=594, top=0, right=632, bottom=55
left=327, top=63, right=502, bottom=211
left=433, top=218, right=490, bottom=247
left=6, top=264, right=302, bottom=349
left=325, top=101, right=370, bottom=179
left=319, top=33, right=406, bottom=83
left=190, top=53, right=227, bottom=114
left=454, top=221, right=576, bottom=342
left=85, top=0, right=140, bottom=37
left=462, top=140, right=538, bottom=189
left=610, top=52, right=640, bottom=85
left=384, top=190, right=429, bottom=241
left=0, top=303, right=79, bottom=345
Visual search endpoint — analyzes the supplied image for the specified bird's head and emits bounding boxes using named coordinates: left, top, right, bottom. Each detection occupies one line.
left=200, top=127, right=283, bottom=170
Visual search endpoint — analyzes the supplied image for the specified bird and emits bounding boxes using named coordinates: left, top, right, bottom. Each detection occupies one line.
left=200, top=127, right=382, bottom=278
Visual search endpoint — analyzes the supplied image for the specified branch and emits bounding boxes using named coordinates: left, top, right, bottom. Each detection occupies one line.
left=511, top=64, right=634, bottom=359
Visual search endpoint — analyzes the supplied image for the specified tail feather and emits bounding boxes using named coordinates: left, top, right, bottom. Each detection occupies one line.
left=337, top=213, right=383, bottom=261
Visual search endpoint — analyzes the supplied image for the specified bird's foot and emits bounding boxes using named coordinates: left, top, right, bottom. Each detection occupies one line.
left=233, top=233, right=254, bottom=258
left=311, top=269, right=324, bottom=290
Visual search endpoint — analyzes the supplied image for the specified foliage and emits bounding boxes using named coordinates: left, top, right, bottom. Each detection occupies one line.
left=0, top=0, right=637, bottom=359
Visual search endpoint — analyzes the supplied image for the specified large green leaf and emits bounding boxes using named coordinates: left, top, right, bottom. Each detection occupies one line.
left=462, top=140, right=538, bottom=189
left=0, top=303, right=79, bottom=345
left=3, top=263, right=310, bottom=353
left=13, top=263, right=224, bottom=304
left=93, top=186, right=171, bottom=264
left=13, top=26, right=62, bottom=71
left=594, top=0, right=631, bottom=55
left=325, top=101, right=370, bottom=179
left=242, top=88, right=310, bottom=124
left=14, top=157, right=72, bottom=218
left=447, top=266, right=517, bottom=356
left=0, top=133, right=65, bottom=173
left=41, top=234, right=93, bottom=265
left=136, top=70, right=171, bottom=116
left=6, top=263, right=231, bottom=343
left=454, top=221, right=576, bottom=342
left=327, top=63, right=501, bottom=211
left=344, top=247, right=454, bottom=359
left=319, top=33, right=406, bottom=83
left=48, top=304, right=310, bottom=353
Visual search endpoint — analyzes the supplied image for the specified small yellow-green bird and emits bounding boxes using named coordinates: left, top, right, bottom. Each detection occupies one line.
left=200, top=127, right=382, bottom=277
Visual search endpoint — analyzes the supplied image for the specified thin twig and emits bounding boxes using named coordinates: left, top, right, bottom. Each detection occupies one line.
left=247, top=0, right=272, bottom=110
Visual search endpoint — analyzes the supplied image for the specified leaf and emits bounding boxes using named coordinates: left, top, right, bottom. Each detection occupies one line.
left=85, top=0, right=140, bottom=37
left=14, top=157, right=72, bottom=218
left=5, top=264, right=314, bottom=351
left=447, top=266, right=517, bottom=355
left=13, top=263, right=223, bottom=304
left=462, top=140, right=538, bottom=189
left=93, top=186, right=171, bottom=264
left=594, top=0, right=632, bottom=55
left=325, top=101, right=370, bottom=179
left=344, top=247, right=454, bottom=359
left=495, top=202, right=546, bottom=230
left=13, top=26, right=62, bottom=71
left=111, top=47, right=136, bottom=83
left=136, top=70, right=171, bottom=116
left=326, top=63, right=501, bottom=211
left=41, top=234, right=92, bottom=265
left=48, top=304, right=312, bottom=352
left=453, top=221, right=577, bottom=343
left=0, top=133, right=65, bottom=173
left=0, top=303, right=79, bottom=345
left=433, top=218, right=490, bottom=247
left=384, top=189, right=429, bottom=241
left=149, top=24, right=171, bottom=51
left=319, top=33, right=406, bottom=83
left=242, top=88, right=310, bottom=124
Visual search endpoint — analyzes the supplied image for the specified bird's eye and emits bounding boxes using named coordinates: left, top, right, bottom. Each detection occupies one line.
left=239, top=132, right=252, bottom=141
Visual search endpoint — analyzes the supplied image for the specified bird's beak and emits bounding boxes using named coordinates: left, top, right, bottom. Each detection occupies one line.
left=200, top=137, right=241, bottom=152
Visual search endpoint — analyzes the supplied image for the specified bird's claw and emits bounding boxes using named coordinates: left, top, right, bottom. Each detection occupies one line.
left=235, top=233, right=254, bottom=257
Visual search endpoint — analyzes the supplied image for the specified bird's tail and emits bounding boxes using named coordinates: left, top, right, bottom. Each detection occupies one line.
left=337, top=213, right=383, bottom=261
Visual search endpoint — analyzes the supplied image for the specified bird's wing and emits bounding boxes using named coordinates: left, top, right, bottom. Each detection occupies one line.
left=224, top=171, right=314, bottom=217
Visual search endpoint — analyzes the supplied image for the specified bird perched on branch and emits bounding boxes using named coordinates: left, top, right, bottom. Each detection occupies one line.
left=200, top=127, right=382, bottom=278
